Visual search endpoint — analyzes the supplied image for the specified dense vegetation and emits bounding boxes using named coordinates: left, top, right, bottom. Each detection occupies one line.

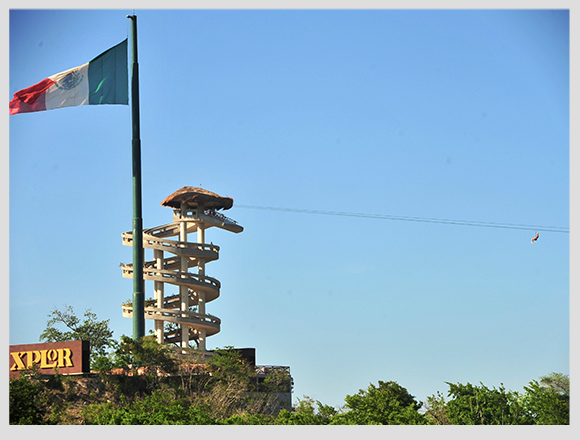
left=10, top=345, right=569, bottom=425
left=10, top=307, right=570, bottom=425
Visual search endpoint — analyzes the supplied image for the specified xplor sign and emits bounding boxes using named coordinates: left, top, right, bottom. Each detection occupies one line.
left=10, top=348, right=73, bottom=371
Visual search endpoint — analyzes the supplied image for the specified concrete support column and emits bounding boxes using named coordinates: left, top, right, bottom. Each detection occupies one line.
left=179, top=203, right=189, bottom=350
left=154, top=249, right=164, bottom=344
left=198, top=330, right=206, bottom=353
left=197, top=221, right=207, bottom=352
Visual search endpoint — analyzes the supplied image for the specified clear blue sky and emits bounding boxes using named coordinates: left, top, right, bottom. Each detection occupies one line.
left=8, top=8, right=571, bottom=410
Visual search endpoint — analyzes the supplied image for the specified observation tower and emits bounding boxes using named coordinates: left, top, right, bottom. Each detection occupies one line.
left=120, top=187, right=243, bottom=353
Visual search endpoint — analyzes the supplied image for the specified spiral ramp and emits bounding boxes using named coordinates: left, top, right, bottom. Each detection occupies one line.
left=120, top=187, right=243, bottom=350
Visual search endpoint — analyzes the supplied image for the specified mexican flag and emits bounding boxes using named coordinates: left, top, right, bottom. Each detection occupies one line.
left=10, top=39, right=128, bottom=115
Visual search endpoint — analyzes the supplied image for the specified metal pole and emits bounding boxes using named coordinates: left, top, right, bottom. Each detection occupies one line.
left=127, top=14, right=144, bottom=340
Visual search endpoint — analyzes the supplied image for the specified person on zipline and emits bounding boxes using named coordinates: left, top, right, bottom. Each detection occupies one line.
left=531, top=231, right=539, bottom=243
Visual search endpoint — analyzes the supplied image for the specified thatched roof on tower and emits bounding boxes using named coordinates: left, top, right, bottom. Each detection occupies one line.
left=161, top=187, right=234, bottom=210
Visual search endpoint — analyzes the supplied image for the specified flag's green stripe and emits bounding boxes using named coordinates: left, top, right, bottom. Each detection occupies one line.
left=88, top=39, right=128, bottom=105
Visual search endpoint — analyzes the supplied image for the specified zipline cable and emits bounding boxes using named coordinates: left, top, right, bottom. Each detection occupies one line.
left=236, top=204, right=569, bottom=233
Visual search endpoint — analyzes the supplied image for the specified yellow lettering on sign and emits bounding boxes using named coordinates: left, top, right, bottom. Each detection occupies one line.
left=40, top=349, right=58, bottom=368
left=57, top=348, right=72, bottom=367
left=10, top=347, right=76, bottom=371
left=10, top=352, right=26, bottom=371
left=26, top=351, right=41, bottom=368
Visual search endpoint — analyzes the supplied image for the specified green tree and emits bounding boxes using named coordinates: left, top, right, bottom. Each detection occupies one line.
left=113, top=335, right=179, bottom=376
left=222, top=413, right=272, bottom=425
left=9, top=375, right=49, bottom=424
left=274, top=396, right=337, bottom=425
left=444, top=382, right=527, bottom=425
left=523, top=373, right=569, bottom=425
left=331, top=380, right=427, bottom=425
left=424, top=391, right=451, bottom=425
left=539, top=372, right=569, bottom=395
left=193, top=347, right=287, bottom=420
left=194, top=347, right=260, bottom=419
left=258, top=366, right=294, bottom=395
left=39, top=305, right=115, bottom=369
left=83, top=390, right=218, bottom=425
left=206, top=347, right=254, bottom=384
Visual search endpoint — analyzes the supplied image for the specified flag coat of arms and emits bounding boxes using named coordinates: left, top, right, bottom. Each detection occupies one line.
left=10, top=39, right=128, bottom=115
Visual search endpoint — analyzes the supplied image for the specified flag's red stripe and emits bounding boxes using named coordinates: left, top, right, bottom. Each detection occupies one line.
left=9, top=77, right=55, bottom=114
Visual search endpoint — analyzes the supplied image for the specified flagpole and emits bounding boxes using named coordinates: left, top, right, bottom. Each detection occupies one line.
left=127, top=14, right=145, bottom=340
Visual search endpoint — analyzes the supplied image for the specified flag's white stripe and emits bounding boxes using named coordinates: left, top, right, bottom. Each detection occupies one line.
left=45, top=62, right=90, bottom=110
